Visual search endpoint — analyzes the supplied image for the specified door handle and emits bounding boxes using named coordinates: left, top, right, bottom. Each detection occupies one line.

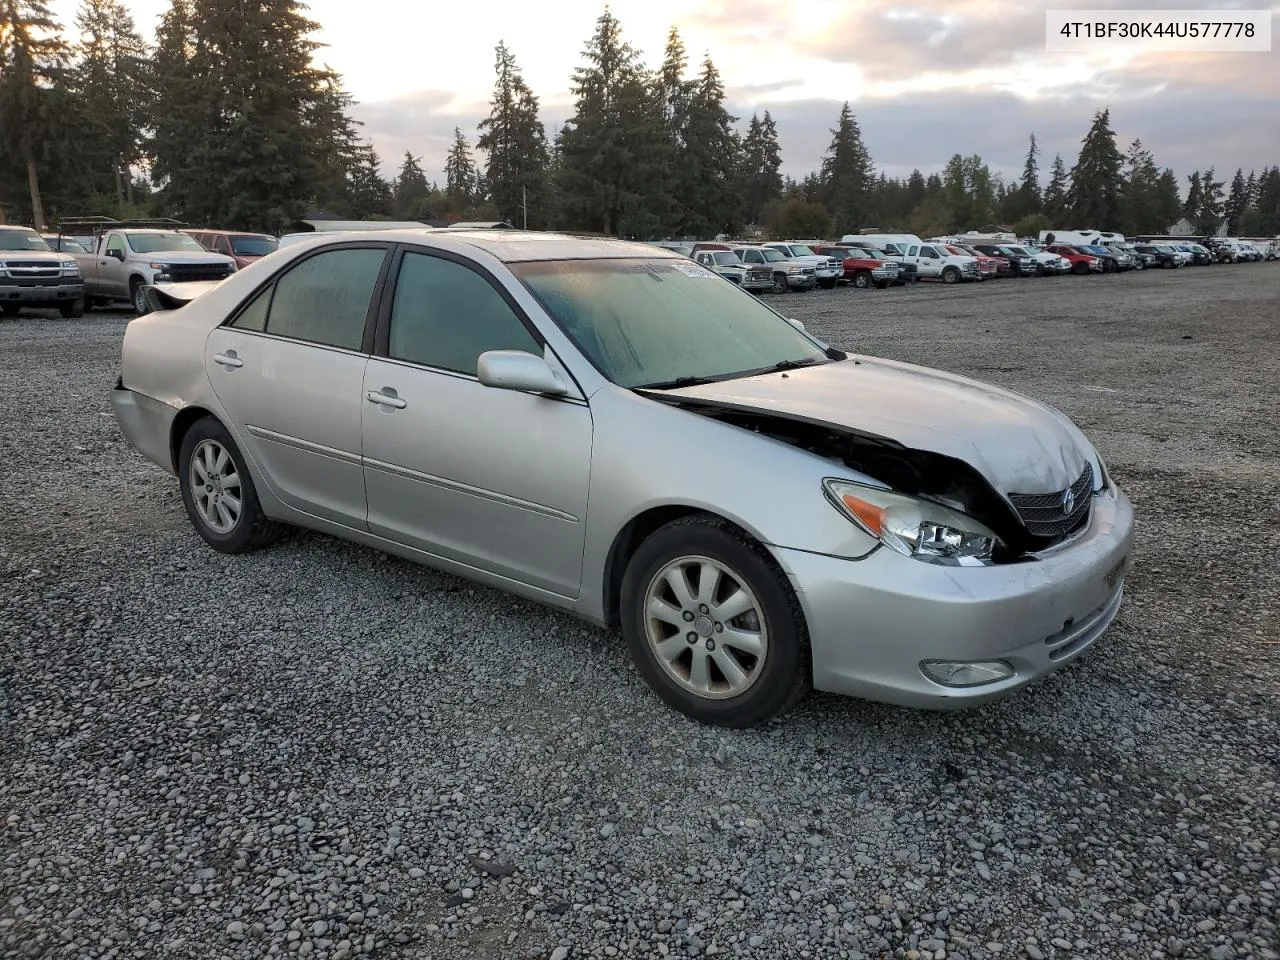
left=366, top=390, right=406, bottom=409
left=213, top=353, right=243, bottom=368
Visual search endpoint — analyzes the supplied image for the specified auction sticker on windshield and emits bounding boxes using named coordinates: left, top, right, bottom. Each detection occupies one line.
left=673, top=262, right=715, bottom=278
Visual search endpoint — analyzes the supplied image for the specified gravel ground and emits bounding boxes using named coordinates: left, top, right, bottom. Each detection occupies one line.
left=2, top=267, right=1278, bottom=960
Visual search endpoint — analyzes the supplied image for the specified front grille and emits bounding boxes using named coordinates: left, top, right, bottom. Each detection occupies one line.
left=1008, top=463, right=1094, bottom=540
left=168, top=264, right=232, bottom=283
left=747, top=268, right=771, bottom=282
left=2, top=276, right=77, bottom=288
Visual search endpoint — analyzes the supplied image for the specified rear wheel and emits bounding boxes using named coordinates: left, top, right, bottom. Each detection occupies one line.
left=853, top=270, right=871, bottom=289
left=178, top=416, right=280, bottom=554
left=621, top=516, right=810, bottom=727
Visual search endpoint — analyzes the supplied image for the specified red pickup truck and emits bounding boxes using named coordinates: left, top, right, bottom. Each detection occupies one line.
left=812, top=245, right=900, bottom=289
left=1044, top=243, right=1103, bottom=275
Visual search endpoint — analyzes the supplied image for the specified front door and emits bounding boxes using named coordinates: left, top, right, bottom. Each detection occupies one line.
left=360, top=248, right=593, bottom=598
left=203, top=244, right=390, bottom=529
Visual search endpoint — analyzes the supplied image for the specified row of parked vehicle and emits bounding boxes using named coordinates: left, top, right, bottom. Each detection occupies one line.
left=0, top=217, right=279, bottom=318
left=650, top=229, right=1279, bottom=295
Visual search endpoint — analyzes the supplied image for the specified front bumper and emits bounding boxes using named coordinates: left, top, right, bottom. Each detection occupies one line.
left=0, top=280, right=85, bottom=303
left=786, top=273, right=816, bottom=290
left=111, top=384, right=179, bottom=476
left=773, top=486, right=1134, bottom=709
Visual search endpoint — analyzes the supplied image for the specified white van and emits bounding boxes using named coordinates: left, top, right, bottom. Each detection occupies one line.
left=843, top=234, right=982, bottom=283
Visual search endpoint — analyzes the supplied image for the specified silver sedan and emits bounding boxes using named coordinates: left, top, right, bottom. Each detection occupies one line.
left=111, top=230, right=1134, bottom=727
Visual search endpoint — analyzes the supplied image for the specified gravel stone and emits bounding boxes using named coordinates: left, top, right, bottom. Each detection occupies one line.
left=3, top=274, right=1280, bottom=958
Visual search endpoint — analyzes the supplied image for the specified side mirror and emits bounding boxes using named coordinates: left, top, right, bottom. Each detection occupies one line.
left=785, top=317, right=806, bottom=332
left=108, top=249, right=124, bottom=261
left=477, top=350, right=568, bottom=396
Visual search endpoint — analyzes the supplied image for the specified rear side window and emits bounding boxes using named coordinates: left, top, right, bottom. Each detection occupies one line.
left=242, top=247, right=386, bottom=350
left=387, top=251, right=541, bottom=376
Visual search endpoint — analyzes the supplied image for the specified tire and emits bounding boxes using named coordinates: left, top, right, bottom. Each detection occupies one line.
left=852, top=271, right=871, bottom=289
left=59, top=297, right=85, bottom=318
left=1, top=304, right=19, bottom=317
left=1073, top=262, right=1089, bottom=275
left=178, top=416, right=281, bottom=554
left=875, top=280, right=889, bottom=290
left=1162, top=259, right=1174, bottom=269
left=130, top=277, right=149, bottom=315
left=942, top=267, right=960, bottom=284
left=819, top=278, right=837, bottom=290
left=771, top=273, right=789, bottom=294
left=620, top=515, right=811, bottom=728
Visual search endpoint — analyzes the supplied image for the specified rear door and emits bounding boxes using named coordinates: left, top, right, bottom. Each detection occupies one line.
left=203, top=242, right=392, bottom=529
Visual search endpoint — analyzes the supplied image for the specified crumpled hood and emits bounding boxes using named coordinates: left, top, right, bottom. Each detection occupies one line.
left=662, top=357, right=1092, bottom=494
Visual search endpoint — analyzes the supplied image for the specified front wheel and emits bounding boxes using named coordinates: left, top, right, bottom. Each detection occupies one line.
left=853, top=271, right=871, bottom=289
left=942, top=267, right=960, bottom=284
left=819, top=278, right=837, bottom=290
left=130, top=277, right=149, bottom=315
left=0, top=304, right=19, bottom=317
left=620, top=516, right=810, bottom=727
left=59, top=297, right=85, bottom=318
left=771, top=273, right=789, bottom=294
left=178, top=417, right=281, bottom=554
left=1073, top=262, right=1090, bottom=275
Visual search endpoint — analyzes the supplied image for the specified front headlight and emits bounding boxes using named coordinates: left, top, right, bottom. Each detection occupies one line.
left=60, top=258, right=80, bottom=275
left=823, top=479, right=1002, bottom=566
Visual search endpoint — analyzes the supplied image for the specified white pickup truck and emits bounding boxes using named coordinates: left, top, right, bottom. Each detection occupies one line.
left=844, top=234, right=981, bottom=283
left=762, top=242, right=844, bottom=289
left=62, top=222, right=237, bottom=313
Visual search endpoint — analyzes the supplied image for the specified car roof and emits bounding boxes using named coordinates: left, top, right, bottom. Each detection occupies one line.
left=293, top=229, right=685, bottom=264
left=0, top=225, right=38, bottom=232
left=185, top=228, right=274, bottom=238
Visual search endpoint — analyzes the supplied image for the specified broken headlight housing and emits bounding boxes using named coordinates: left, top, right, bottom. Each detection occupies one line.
left=824, top=479, right=1003, bottom=566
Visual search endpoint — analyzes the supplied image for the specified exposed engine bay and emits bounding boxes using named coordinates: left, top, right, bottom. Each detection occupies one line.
left=649, top=394, right=1056, bottom=559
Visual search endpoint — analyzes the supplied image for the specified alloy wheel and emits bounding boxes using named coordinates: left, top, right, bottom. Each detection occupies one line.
left=189, top=439, right=243, bottom=534
left=643, top=555, right=769, bottom=701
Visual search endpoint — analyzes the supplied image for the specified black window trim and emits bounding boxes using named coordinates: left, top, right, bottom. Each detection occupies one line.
left=371, top=243, right=552, bottom=381
left=221, top=240, right=395, bottom=355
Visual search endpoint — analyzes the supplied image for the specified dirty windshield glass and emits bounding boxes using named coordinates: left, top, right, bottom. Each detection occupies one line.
left=512, top=258, right=828, bottom=389
left=0, top=230, right=51, bottom=251
left=231, top=236, right=279, bottom=257
left=126, top=232, right=207, bottom=254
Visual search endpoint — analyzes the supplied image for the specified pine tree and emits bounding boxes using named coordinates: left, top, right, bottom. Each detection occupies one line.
left=476, top=41, right=550, bottom=229
left=1196, top=167, right=1224, bottom=234
left=0, top=0, right=69, bottom=227
left=1182, top=171, right=1202, bottom=222
left=1252, top=167, right=1280, bottom=234
left=737, top=111, right=782, bottom=227
left=1153, top=169, right=1181, bottom=232
left=392, top=151, right=432, bottom=220
left=1067, top=108, right=1123, bottom=227
left=72, top=0, right=147, bottom=207
left=147, top=0, right=365, bottom=232
left=343, top=144, right=390, bottom=218
left=1042, top=154, right=1069, bottom=223
left=558, top=8, right=656, bottom=235
left=1118, top=138, right=1160, bottom=235
left=905, top=169, right=926, bottom=210
left=819, top=102, right=876, bottom=233
left=1008, top=132, right=1041, bottom=220
left=1225, top=168, right=1249, bottom=233
left=444, top=126, right=479, bottom=212
left=679, top=55, right=738, bottom=236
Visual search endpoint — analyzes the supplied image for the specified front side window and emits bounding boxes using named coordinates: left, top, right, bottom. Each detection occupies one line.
left=388, top=251, right=541, bottom=376
left=106, top=235, right=124, bottom=256
left=262, top=247, right=386, bottom=350
left=512, top=258, right=829, bottom=390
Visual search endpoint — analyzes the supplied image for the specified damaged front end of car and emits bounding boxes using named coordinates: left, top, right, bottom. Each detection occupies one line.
left=644, top=394, right=1104, bottom=565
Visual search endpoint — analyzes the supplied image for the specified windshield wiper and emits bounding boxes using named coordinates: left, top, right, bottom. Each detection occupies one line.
left=633, top=375, right=720, bottom=391
left=771, top=358, right=825, bottom=372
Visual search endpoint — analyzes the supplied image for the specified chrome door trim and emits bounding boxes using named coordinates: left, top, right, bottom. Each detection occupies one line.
left=245, top=424, right=362, bottom=466
left=363, top=456, right=580, bottom=522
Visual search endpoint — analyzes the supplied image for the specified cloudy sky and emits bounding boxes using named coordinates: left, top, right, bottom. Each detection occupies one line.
left=54, top=0, right=1280, bottom=187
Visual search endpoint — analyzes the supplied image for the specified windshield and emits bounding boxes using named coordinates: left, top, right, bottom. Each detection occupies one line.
left=50, top=236, right=88, bottom=253
left=126, top=232, right=207, bottom=254
left=0, top=230, right=51, bottom=252
left=1155, top=245, right=1175, bottom=253
left=758, top=249, right=787, bottom=262
left=1080, top=245, right=1109, bottom=255
left=511, top=258, right=829, bottom=389
left=711, top=252, right=741, bottom=265
left=230, top=236, right=278, bottom=257
left=787, top=244, right=816, bottom=256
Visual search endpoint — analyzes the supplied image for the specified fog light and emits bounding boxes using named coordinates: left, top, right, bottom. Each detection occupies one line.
left=920, top=660, right=1015, bottom=688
